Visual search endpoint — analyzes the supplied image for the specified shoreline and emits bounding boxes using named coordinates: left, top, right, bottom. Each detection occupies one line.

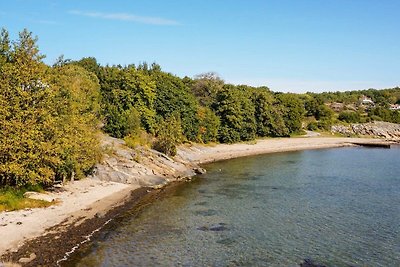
left=0, top=136, right=397, bottom=266
left=178, top=136, right=396, bottom=164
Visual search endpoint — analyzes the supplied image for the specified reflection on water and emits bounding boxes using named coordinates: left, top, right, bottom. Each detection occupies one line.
left=65, top=147, right=400, bottom=266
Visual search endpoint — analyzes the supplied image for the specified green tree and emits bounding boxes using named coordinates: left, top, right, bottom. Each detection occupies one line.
left=99, top=65, right=156, bottom=136
left=50, top=64, right=101, bottom=181
left=191, top=72, right=224, bottom=106
left=276, top=93, right=305, bottom=134
left=72, top=57, right=100, bottom=76
left=213, top=85, right=243, bottom=143
left=0, top=29, right=100, bottom=186
left=197, top=106, right=220, bottom=143
left=252, top=90, right=288, bottom=137
left=152, top=116, right=183, bottom=156
left=0, top=28, right=11, bottom=65
left=213, top=85, right=257, bottom=143
left=0, top=29, right=56, bottom=186
left=151, top=69, right=199, bottom=141
left=338, top=111, right=361, bottom=123
left=315, top=104, right=334, bottom=121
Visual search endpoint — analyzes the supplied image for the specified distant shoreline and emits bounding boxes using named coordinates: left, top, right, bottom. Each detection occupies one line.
left=178, top=136, right=396, bottom=164
left=1, top=136, right=396, bottom=266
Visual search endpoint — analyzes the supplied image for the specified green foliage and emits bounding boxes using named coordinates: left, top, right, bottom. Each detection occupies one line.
left=252, top=89, right=289, bottom=137
left=237, top=86, right=257, bottom=141
left=369, top=107, right=400, bottom=123
left=338, top=111, right=361, bottom=123
left=152, top=116, right=183, bottom=156
left=0, top=29, right=56, bottom=186
left=0, top=29, right=100, bottom=187
left=104, top=105, right=142, bottom=139
left=213, top=85, right=246, bottom=143
left=51, top=64, right=102, bottom=181
left=0, top=28, right=11, bottom=65
left=304, top=97, right=323, bottom=117
left=72, top=57, right=100, bottom=75
left=276, top=93, right=305, bottom=134
left=307, top=87, right=400, bottom=107
left=99, top=66, right=156, bottom=136
left=317, top=118, right=334, bottom=130
left=151, top=69, right=199, bottom=141
left=307, top=121, right=318, bottom=131
left=0, top=185, right=53, bottom=211
left=125, top=106, right=141, bottom=135
left=315, top=105, right=334, bottom=120
left=197, top=106, right=220, bottom=143
left=191, top=72, right=224, bottom=106
left=124, top=130, right=152, bottom=149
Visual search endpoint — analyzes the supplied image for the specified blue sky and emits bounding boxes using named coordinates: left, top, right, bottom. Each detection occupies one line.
left=1, top=0, right=399, bottom=93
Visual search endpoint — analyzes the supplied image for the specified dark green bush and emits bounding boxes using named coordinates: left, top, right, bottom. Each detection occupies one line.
left=307, top=122, right=318, bottom=131
left=338, top=111, right=361, bottom=123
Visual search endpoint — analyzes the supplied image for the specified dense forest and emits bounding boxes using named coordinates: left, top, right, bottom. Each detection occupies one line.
left=1, top=28, right=400, bottom=187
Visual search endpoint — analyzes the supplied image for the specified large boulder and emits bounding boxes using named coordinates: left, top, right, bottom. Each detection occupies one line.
left=23, top=192, right=56, bottom=202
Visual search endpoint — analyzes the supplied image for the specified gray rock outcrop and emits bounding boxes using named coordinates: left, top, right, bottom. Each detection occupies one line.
left=91, top=135, right=200, bottom=187
left=331, top=121, right=400, bottom=139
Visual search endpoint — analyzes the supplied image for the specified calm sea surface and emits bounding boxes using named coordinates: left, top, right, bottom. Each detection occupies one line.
left=65, top=146, right=400, bottom=267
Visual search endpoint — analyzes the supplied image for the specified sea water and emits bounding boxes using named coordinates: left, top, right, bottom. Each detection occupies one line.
left=65, top=147, right=400, bottom=267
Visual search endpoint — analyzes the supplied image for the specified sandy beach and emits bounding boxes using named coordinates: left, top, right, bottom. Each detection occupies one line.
left=178, top=136, right=393, bottom=164
left=0, top=180, right=134, bottom=258
left=0, top=136, right=395, bottom=265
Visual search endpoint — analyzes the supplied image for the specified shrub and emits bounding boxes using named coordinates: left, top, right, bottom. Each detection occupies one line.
left=318, top=118, right=333, bottom=130
left=152, top=116, right=183, bottom=156
left=338, top=111, right=361, bottom=123
left=307, top=121, right=318, bottom=131
left=124, top=130, right=152, bottom=149
left=197, top=107, right=220, bottom=143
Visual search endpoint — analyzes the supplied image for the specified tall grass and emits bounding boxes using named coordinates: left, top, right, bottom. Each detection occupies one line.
left=0, top=185, right=53, bottom=212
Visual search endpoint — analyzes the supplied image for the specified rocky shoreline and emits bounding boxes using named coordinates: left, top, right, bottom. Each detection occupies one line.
left=331, top=121, right=400, bottom=139
left=0, top=135, right=397, bottom=266
left=1, top=184, right=190, bottom=266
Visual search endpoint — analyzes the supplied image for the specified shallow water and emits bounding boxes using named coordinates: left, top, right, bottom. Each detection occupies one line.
left=65, top=147, right=400, bottom=266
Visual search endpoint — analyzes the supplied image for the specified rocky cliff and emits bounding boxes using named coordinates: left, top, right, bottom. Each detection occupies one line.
left=92, top=135, right=202, bottom=187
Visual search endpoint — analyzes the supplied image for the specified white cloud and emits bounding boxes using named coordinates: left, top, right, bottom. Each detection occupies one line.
left=69, top=10, right=179, bottom=26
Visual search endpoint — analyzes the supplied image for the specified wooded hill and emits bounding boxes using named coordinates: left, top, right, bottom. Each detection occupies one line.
left=1, top=28, right=399, bottom=187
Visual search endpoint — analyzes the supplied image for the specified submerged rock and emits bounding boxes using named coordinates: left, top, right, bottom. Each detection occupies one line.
left=300, top=258, right=327, bottom=267
left=194, top=209, right=218, bottom=217
left=209, top=225, right=227, bottom=231
left=197, top=223, right=228, bottom=232
left=194, top=167, right=206, bottom=175
left=196, top=226, right=209, bottom=231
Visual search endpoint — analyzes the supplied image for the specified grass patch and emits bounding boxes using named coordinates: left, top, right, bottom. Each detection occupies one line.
left=0, top=185, right=54, bottom=212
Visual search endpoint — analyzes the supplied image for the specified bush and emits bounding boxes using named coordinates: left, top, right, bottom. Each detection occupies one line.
left=318, top=118, right=333, bottom=130
left=124, top=130, right=152, bottom=149
left=338, top=111, right=361, bottom=123
left=307, top=121, right=318, bottom=131
left=152, top=116, right=183, bottom=156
